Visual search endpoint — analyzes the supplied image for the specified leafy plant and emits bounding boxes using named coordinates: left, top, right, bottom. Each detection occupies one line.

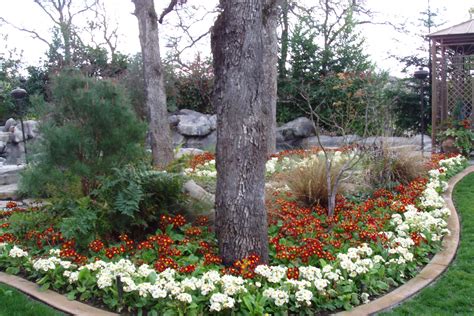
left=19, top=70, right=147, bottom=198
left=93, top=165, right=187, bottom=238
left=438, top=119, right=474, bottom=156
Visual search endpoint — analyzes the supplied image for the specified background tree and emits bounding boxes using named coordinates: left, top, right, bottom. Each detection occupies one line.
left=132, top=0, right=179, bottom=168
left=263, top=0, right=282, bottom=155
left=212, top=0, right=270, bottom=265
left=277, top=0, right=374, bottom=126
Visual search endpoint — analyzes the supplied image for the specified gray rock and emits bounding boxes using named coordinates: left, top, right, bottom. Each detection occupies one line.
left=0, top=164, right=25, bottom=185
left=183, top=180, right=215, bottom=205
left=175, top=148, right=204, bottom=159
left=4, top=118, right=16, bottom=132
left=4, top=143, right=25, bottom=165
left=168, top=115, right=180, bottom=126
left=10, top=127, right=24, bottom=144
left=171, top=130, right=185, bottom=147
left=0, top=132, right=9, bottom=144
left=177, top=114, right=212, bottom=136
left=208, top=114, right=217, bottom=130
left=185, top=131, right=217, bottom=150
left=277, top=117, right=315, bottom=141
left=359, top=135, right=432, bottom=148
left=24, top=120, right=39, bottom=139
left=178, top=109, right=205, bottom=117
left=299, top=135, right=360, bottom=149
left=0, top=183, right=18, bottom=200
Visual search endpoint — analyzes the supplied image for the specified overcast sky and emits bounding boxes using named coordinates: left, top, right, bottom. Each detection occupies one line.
left=1, top=0, right=473, bottom=76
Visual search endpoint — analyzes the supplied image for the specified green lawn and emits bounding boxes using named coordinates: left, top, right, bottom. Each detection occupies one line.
left=0, top=283, right=65, bottom=316
left=381, top=172, right=474, bottom=315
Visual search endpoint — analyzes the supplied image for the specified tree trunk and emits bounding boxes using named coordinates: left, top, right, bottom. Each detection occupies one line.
left=212, top=0, right=269, bottom=265
left=263, top=0, right=281, bottom=155
left=278, top=0, right=289, bottom=80
left=132, top=0, right=174, bottom=168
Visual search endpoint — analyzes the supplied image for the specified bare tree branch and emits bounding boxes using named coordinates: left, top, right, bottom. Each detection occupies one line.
left=0, top=17, right=51, bottom=46
left=159, top=0, right=179, bottom=24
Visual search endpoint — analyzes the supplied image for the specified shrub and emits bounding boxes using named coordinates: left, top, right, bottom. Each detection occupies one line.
left=92, top=165, right=187, bottom=239
left=19, top=70, right=147, bottom=198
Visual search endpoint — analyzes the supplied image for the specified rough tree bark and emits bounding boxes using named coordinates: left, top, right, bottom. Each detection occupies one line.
left=132, top=0, right=174, bottom=168
left=263, top=0, right=281, bottom=155
left=212, top=0, right=269, bottom=265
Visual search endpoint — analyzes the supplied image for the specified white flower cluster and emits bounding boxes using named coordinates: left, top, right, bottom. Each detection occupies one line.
left=439, top=155, right=466, bottom=169
left=337, top=244, right=374, bottom=278
left=32, top=257, right=72, bottom=272
left=9, top=246, right=28, bottom=258
left=209, top=293, right=235, bottom=312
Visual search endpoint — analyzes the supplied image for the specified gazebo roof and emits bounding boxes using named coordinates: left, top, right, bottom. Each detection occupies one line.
left=429, top=19, right=474, bottom=38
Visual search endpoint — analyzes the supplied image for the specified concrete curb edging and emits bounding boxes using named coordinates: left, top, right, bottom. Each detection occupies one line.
left=0, top=272, right=118, bottom=316
left=335, top=165, right=474, bottom=316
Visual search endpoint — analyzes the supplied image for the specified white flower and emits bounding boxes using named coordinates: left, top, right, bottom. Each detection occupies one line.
left=295, top=288, right=313, bottom=306
left=361, top=292, right=370, bottom=304
left=176, top=293, right=192, bottom=304
left=209, top=293, right=235, bottom=312
left=9, top=246, right=28, bottom=258
left=263, top=288, right=289, bottom=306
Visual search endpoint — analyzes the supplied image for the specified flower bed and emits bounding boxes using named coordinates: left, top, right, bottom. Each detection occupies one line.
left=0, top=154, right=467, bottom=315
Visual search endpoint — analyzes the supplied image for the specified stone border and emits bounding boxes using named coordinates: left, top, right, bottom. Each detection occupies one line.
left=0, top=272, right=118, bottom=316
left=335, top=165, right=474, bottom=316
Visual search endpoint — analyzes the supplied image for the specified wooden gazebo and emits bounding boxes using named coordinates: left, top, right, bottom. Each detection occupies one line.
left=429, top=19, right=474, bottom=147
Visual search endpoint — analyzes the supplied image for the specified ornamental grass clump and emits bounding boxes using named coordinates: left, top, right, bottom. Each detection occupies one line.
left=366, top=146, right=426, bottom=188
left=283, top=153, right=348, bottom=208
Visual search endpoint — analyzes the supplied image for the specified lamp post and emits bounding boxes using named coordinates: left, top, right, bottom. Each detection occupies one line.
left=414, top=67, right=429, bottom=155
left=10, top=87, right=28, bottom=164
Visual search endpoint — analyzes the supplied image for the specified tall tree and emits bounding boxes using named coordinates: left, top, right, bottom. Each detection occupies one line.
left=212, top=0, right=269, bottom=265
left=132, top=0, right=174, bottom=168
left=263, top=0, right=281, bottom=155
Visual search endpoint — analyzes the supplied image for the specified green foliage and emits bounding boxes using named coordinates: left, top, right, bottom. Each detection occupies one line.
left=59, top=197, right=107, bottom=249
left=118, top=53, right=146, bottom=120
left=7, top=209, right=60, bottom=238
left=276, top=8, right=381, bottom=133
left=385, top=78, right=430, bottom=134
left=438, top=119, right=474, bottom=156
left=0, top=38, right=22, bottom=123
left=164, top=55, right=214, bottom=114
left=93, top=165, right=186, bottom=237
left=20, top=71, right=147, bottom=198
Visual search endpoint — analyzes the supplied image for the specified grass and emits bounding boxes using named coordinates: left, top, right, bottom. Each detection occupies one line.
left=0, top=283, right=65, bottom=316
left=381, top=171, right=474, bottom=315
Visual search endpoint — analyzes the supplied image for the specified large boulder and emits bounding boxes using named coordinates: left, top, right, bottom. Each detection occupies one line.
left=0, top=132, right=10, bottom=144
left=277, top=117, right=315, bottom=141
left=23, top=120, right=39, bottom=139
left=9, top=126, right=24, bottom=144
left=359, top=135, right=432, bottom=148
left=185, top=131, right=217, bottom=150
left=171, top=130, right=185, bottom=147
left=4, top=118, right=16, bottom=132
left=300, top=135, right=360, bottom=149
left=177, top=113, right=212, bottom=136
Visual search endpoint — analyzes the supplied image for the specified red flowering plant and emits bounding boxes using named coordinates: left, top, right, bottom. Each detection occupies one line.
left=0, top=152, right=468, bottom=315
